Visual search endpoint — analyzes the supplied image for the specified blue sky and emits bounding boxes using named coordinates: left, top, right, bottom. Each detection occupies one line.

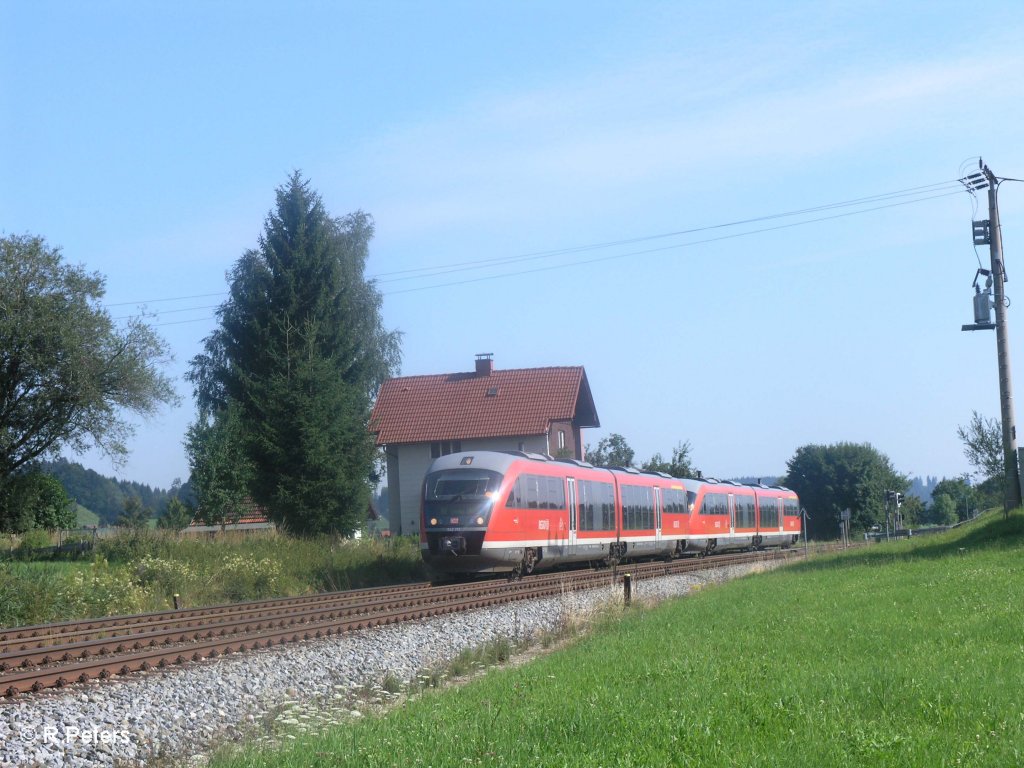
left=3, top=1, right=1024, bottom=490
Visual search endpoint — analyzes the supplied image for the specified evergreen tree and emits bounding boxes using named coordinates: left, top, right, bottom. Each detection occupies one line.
left=117, top=496, right=151, bottom=529
left=187, top=173, right=401, bottom=535
left=157, top=496, right=194, bottom=530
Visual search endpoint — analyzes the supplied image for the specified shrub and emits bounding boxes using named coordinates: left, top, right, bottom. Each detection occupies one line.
left=134, top=555, right=201, bottom=601
left=14, top=528, right=54, bottom=560
left=0, top=560, right=153, bottom=627
left=215, top=555, right=282, bottom=602
left=58, top=559, right=151, bottom=618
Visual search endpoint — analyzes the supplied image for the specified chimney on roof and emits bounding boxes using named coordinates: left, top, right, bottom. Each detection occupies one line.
left=475, top=353, right=494, bottom=376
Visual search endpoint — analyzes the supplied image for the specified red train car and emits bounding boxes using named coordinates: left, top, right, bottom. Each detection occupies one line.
left=421, top=451, right=800, bottom=576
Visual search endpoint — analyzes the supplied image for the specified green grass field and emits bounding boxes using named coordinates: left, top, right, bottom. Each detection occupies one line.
left=74, top=503, right=100, bottom=527
left=209, top=513, right=1024, bottom=768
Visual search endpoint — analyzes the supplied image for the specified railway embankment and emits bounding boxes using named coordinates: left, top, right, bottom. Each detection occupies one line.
left=205, top=511, right=1024, bottom=768
left=0, top=559, right=773, bottom=767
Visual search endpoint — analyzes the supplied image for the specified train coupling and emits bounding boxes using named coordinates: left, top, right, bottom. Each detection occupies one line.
left=439, top=535, right=467, bottom=556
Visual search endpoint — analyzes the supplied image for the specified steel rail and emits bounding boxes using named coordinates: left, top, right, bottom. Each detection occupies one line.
left=0, top=548, right=800, bottom=697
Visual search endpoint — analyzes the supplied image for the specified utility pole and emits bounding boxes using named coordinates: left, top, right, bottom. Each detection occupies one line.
left=961, top=161, right=1022, bottom=514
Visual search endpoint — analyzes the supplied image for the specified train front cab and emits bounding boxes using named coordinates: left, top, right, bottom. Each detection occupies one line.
left=421, top=453, right=509, bottom=574
left=422, top=452, right=621, bottom=576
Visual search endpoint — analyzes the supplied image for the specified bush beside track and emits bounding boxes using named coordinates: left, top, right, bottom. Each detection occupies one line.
left=0, top=532, right=426, bottom=628
left=209, top=511, right=1024, bottom=768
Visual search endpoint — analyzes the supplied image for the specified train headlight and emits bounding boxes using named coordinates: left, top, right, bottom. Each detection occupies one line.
left=476, top=516, right=485, bottom=525
left=430, top=518, right=438, bottom=526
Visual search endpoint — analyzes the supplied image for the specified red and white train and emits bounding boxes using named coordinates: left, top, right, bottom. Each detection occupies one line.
left=420, top=450, right=801, bottom=576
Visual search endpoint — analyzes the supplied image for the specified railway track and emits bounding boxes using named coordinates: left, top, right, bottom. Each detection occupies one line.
left=0, top=548, right=801, bottom=698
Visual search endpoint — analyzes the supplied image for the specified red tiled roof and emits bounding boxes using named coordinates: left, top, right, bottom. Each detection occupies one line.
left=187, top=498, right=270, bottom=527
left=370, top=366, right=599, bottom=445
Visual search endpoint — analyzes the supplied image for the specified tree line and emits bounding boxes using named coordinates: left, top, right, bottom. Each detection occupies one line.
left=587, top=428, right=1001, bottom=540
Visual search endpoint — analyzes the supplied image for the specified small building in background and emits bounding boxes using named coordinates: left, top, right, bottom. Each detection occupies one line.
left=183, top=500, right=277, bottom=534
left=369, top=354, right=600, bottom=536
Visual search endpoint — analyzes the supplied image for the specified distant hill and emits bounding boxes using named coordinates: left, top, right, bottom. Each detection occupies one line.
left=39, top=458, right=194, bottom=526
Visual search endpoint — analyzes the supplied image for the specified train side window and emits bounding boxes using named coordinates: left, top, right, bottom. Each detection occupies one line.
left=578, top=483, right=591, bottom=530
left=507, top=477, right=520, bottom=508
left=600, top=482, right=615, bottom=530
left=621, top=485, right=653, bottom=530
left=525, top=476, right=540, bottom=509
left=578, top=480, right=594, bottom=530
left=547, top=475, right=566, bottom=510
left=507, top=474, right=567, bottom=510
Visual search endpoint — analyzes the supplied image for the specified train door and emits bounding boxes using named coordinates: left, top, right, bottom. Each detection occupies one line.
left=654, top=486, right=663, bottom=544
left=728, top=494, right=736, bottom=535
left=567, top=477, right=577, bottom=547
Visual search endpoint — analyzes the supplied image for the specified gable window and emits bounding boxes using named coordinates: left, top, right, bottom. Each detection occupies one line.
left=557, top=430, right=566, bottom=450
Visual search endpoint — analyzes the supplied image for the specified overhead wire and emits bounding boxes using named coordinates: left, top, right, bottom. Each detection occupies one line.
left=372, top=179, right=964, bottom=284
left=110, top=178, right=967, bottom=326
left=381, top=188, right=965, bottom=296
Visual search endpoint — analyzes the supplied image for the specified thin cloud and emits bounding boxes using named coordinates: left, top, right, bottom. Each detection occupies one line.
left=354, top=47, right=1022, bottom=242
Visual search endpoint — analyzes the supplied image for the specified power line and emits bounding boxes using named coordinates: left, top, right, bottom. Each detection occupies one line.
left=381, top=188, right=964, bottom=296
left=113, top=304, right=220, bottom=321
left=372, top=179, right=964, bottom=284
left=106, top=291, right=228, bottom=308
left=113, top=178, right=966, bottom=319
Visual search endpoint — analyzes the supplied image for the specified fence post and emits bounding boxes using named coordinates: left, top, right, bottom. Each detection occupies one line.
left=623, top=574, right=632, bottom=606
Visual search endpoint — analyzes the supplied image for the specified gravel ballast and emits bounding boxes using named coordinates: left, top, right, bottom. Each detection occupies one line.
left=0, top=561, right=780, bottom=767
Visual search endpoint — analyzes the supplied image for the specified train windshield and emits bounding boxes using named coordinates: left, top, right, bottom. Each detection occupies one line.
left=424, top=469, right=503, bottom=524
left=425, top=469, right=503, bottom=501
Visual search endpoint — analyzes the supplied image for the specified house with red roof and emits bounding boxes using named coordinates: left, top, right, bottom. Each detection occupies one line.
left=369, top=354, right=600, bottom=535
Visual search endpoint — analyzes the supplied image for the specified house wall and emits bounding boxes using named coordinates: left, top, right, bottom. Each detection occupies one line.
left=387, top=434, right=548, bottom=536
left=547, top=419, right=581, bottom=459
left=385, top=447, right=402, bottom=533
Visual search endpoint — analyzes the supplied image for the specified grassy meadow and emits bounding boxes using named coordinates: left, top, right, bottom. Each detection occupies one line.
left=0, top=531, right=426, bottom=627
left=210, top=512, right=1024, bottom=768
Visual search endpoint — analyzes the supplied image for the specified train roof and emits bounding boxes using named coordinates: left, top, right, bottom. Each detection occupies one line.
left=426, top=450, right=794, bottom=493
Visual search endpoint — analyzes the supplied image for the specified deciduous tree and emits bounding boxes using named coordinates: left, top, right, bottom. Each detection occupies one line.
left=783, top=442, right=906, bottom=539
left=956, top=411, right=1003, bottom=482
left=585, top=433, right=635, bottom=468
left=641, top=441, right=695, bottom=478
left=0, top=234, right=178, bottom=490
left=930, top=494, right=958, bottom=526
left=0, top=471, right=73, bottom=532
left=929, top=476, right=975, bottom=523
left=185, top=402, right=254, bottom=528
